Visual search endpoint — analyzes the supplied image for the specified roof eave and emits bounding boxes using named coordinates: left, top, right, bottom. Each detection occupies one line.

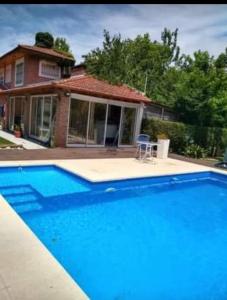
left=55, top=84, right=150, bottom=104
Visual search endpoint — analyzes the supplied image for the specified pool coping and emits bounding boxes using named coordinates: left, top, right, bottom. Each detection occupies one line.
left=0, top=158, right=226, bottom=183
left=0, top=158, right=226, bottom=300
left=0, top=194, right=89, bottom=300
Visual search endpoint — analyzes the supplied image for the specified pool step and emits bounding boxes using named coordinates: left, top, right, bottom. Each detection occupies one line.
left=6, top=192, right=39, bottom=204
left=0, top=184, right=43, bottom=214
left=6, top=193, right=42, bottom=214
left=0, top=185, right=34, bottom=197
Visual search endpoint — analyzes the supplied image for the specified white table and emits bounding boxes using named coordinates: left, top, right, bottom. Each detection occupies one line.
left=136, top=141, right=159, bottom=160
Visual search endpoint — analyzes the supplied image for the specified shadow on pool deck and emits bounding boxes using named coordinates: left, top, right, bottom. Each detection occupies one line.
left=0, top=147, right=138, bottom=161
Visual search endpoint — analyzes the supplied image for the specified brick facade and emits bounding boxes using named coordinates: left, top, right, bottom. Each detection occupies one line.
left=54, top=91, right=70, bottom=147
left=0, top=45, right=148, bottom=148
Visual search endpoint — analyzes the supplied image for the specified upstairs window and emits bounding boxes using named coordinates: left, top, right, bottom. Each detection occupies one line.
left=0, top=68, right=4, bottom=84
left=15, top=58, right=24, bottom=87
left=39, top=60, right=60, bottom=79
left=5, top=64, right=12, bottom=83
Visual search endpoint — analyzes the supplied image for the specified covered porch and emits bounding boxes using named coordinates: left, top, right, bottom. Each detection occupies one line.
left=5, top=92, right=144, bottom=148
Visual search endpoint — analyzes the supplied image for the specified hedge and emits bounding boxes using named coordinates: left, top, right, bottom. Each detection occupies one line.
left=141, top=118, right=227, bottom=157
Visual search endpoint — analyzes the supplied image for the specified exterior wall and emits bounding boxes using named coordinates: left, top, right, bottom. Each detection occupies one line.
left=0, top=54, right=63, bottom=89
left=24, top=55, right=61, bottom=86
left=54, top=91, right=70, bottom=147
left=71, top=65, right=86, bottom=76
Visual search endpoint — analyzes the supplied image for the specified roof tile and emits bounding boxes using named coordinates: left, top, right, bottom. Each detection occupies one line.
left=19, top=44, right=74, bottom=61
left=55, top=75, right=150, bottom=103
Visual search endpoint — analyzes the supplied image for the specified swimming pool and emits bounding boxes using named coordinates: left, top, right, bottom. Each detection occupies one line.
left=0, top=165, right=227, bottom=300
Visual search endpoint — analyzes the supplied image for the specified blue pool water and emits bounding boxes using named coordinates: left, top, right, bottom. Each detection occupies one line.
left=1, top=166, right=227, bottom=300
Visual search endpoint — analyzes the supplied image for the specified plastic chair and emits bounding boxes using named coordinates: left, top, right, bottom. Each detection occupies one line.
left=135, top=134, right=150, bottom=159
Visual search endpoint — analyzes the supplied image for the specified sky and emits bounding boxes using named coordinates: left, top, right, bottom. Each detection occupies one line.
left=0, top=4, right=227, bottom=63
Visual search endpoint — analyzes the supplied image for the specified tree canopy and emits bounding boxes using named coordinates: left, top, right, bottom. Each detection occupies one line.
left=34, top=32, right=74, bottom=59
left=83, top=29, right=227, bottom=128
left=35, top=32, right=54, bottom=48
left=54, top=37, right=74, bottom=59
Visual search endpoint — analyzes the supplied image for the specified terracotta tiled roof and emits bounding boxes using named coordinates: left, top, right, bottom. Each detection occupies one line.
left=0, top=74, right=151, bottom=104
left=19, top=44, right=74, bottom=61
left=54, top=75, right=151, bottom=103
left=0, top=44, right=75, bottom=62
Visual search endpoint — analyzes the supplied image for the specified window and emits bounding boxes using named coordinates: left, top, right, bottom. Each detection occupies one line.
left=0, top=68, right=4, bottom=84
left=30, top=95, right=57, bottom=142
left=15, top=58, right=24, bottom=87
left=5, top=64, right=12, bottom=83
left=39, top=60, right=60, bottom=79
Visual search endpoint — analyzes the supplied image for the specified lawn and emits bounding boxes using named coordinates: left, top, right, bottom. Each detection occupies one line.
left=0, top=137, right=14, bottom=146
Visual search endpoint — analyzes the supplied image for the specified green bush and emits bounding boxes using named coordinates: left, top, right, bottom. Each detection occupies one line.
left=183, top=144, right=208, bottom=159
left=142, top=118, right=187, bottom=153
left=141, top=118, right=227, bottom=157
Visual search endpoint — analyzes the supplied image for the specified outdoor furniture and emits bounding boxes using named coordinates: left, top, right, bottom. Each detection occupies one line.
left=136, top=134, right=159, bottom=161
left=137, top=141, right=159, bottom=161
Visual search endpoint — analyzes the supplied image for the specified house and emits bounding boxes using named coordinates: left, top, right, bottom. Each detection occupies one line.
left=0, top=44, right=151, bottom=147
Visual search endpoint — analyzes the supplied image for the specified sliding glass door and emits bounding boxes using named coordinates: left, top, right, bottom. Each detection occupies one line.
left=68, top=99, right=89, bottom=145
left=30, top=95, right=57, bottom=142
left=8, top=97, right=26, bottom=132
left=67, top=98, right=138, bottom=147
left=119, top=107, right=137, bottom=146
left=87, top=102, right=107, bottom=145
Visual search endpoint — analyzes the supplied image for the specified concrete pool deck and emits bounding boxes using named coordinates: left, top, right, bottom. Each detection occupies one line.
left=0, top=157, right=226, bottom=300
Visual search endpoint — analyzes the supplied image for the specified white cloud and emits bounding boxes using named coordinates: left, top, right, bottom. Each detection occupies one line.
left=0, top=4, right=227, bottom=62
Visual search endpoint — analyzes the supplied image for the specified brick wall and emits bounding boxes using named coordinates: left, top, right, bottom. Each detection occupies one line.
left=1, top=54, right=61, bottom=89
left=54, top=91, right=70, bottom=147
left=24, top=55, right=58, bottom=85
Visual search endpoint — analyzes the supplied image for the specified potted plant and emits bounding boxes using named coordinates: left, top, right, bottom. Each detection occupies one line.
left=14, top=124, right=22, bottom=138
left=156, top=133, right=170, bottom=159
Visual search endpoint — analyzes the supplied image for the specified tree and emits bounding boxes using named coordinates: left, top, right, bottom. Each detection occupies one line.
left=35, top=32, right=54, bottom=48
left=83, top=28, right=181, bottom=102
left=83, top=29, right=227, bottom=128
left=54, top=37, right=74, bottom=58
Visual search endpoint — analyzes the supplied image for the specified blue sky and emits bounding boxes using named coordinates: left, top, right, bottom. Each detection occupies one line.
left=0, top=4, right=227, bottom=63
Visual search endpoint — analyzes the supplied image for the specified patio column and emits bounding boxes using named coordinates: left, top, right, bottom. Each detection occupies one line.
left=23, top=95, right=30, bottom=138
left=54, top=91, right=70, bottom=147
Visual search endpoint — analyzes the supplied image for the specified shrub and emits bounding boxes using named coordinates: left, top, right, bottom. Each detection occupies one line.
left=183, top=144, right=208, bottom=159
left=142, top=118, right=187, bottom=153
left=141, top=118, right=227, bottom=157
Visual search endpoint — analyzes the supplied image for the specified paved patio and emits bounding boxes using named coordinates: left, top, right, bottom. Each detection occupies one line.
left=0, top=130, right=46, bottom=150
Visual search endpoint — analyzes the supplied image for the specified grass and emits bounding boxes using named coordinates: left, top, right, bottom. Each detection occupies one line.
left=0, top=137, right=14, bottom=146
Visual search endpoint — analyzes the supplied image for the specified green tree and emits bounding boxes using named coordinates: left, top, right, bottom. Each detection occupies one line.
left=83, top=28, right=180, bottom=103
left=83, top=29, right=227, bottom=128
left=54, top=37, right=74, bottom=58
left=35, top=32, right=54, bottom=48
left=174, top=50, right=227, bottom=127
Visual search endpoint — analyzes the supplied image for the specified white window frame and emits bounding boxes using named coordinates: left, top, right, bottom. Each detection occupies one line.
left=0, top=67, right=4, bottom=84
left=66, top=93, right=142, bottom=148
left=15, top=57, right=24, bottom=87
left=5, top=64, right=12, bottom=83
left=39, top=60, right=61, bottom=79
left=29, top=94, right=58, bottom=142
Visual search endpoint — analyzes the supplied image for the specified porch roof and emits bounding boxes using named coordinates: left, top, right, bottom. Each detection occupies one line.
left=55, top=75, right=151, bottom=104
left=0, top=75, right=151, bottom=104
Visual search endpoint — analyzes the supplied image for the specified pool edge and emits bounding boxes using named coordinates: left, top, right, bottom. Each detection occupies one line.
left=0, top=194, right=90, bottom=300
